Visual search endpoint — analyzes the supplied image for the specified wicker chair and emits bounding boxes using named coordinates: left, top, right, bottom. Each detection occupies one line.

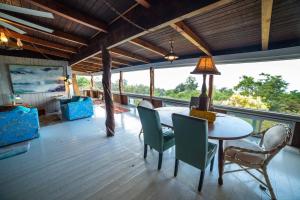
left=138, top=100, right=154, bottom=137
left=223, top=124, right=292, bottom=200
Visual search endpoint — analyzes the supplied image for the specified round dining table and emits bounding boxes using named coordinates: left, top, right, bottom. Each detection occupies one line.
left=155, top=106, right=253, bottom=185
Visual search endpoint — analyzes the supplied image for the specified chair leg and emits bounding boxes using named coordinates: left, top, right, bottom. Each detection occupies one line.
left=210, top=156, right=215, bottom=172
left=139, top=128, right=143, bottom=137
left=144, top=144, right=147, bottom=159
left=263, top=167, right=276, bottom=200
left=198, top=170, right=205, bottom=192
left=174, top=159, right=179, bottom=177
left=158, top=152, right=163, bottom=170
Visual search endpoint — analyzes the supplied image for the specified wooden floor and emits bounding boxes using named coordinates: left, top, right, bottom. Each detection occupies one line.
left=0, top=106, right=300, bottom=200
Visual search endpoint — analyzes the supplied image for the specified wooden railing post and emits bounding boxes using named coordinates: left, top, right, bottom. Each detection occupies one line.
left=208, top=75, right=214, bottom=109
left=72, top=74, right=80, bottom=96
left=150, top=67, right=154, bottom=100
left=119, top=71, right=123, bottom=95
left=102, top=46, right=115, bottom=137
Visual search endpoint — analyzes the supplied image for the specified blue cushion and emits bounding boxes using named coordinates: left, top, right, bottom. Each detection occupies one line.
left=14, top=106, right=30, bottom=113
left=78, top=97, right=85, bottom=102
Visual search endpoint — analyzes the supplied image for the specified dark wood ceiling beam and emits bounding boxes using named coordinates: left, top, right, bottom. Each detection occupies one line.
left=110, top=48, right=150, bottom=63
left=81, top=61, right=102, bottom=69
left=262, top=0, right=273, bottom=50
left=70, top=0, right=232, bottom=65
left=135, top=0, right=150, bottom=8
left=0, top=17, right=87, bottom=46
left=129, top=38, right=168, bottom=56
left=22, top=43, right=71, bottom=59
left=24, top=0, right=108, bottom=32
left=72, top=67, right=99, bottom=73
left=171, top=21, right=211, bottom=56
left=92, top=56, right=131, bottom=66
left=1, top=28, right=77, bottom=53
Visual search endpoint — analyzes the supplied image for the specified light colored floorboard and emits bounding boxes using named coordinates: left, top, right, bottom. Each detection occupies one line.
left=0, top=105, right=300, bottom=200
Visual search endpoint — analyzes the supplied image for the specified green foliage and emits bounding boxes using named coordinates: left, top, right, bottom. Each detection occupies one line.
left=174, top=76, right=198, bottom=93
left=222, top=94, right=268, bottom=110
left=234, top=73, right=300, bottom=114
left=91, top=73, right=300, bottom=115
left=213, top=87, right=234, bottom=101
left=77, top=76, right=90, bottom=88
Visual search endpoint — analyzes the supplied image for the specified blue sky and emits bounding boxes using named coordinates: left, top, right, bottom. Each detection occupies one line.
left=96, top=59, right=300, bottom=92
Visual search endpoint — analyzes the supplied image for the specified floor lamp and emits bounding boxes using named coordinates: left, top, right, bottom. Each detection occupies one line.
left=191, top=56, right=221, bottom=111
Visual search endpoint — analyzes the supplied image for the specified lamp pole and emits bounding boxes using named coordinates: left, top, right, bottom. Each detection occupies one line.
left=198, top=74, right=209, bottom=111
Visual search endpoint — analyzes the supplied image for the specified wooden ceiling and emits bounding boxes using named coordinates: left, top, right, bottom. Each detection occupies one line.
left=0, top=0, right=299, bottom=73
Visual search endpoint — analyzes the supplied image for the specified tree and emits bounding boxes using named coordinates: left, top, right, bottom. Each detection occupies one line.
left=77, top=76, right=90, bottom=89
left=234, top=73, right=289, bottom=111
left=213, top=87, right=234, bottom=101
left=174, top=76, right=198, bottom=93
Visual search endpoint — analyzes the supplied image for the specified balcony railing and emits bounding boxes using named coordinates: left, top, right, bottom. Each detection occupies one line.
left=114, top=92, right=300, bottom=147
left=81, top=89, right=300, bottom=147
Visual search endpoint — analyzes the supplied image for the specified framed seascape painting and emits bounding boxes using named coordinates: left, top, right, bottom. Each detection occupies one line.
left=9, top=65, right=65, bottom=94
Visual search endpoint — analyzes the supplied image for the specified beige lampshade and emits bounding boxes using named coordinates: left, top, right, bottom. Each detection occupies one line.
left=191, top=56, right=221, bottom=75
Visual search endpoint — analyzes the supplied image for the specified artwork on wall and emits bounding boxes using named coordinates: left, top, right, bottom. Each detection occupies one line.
left=9, top=65, right=65, bottom=94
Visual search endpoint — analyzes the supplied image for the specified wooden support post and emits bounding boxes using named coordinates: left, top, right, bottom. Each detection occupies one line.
left=119, top=71, right=123, bottom=95
left=102, top=46, right=115, bottom=137
left=150, top=67, right=154, bottom=100
left=292, top=122, right=300, bottom=148
left=72, top=74, right=80, bottom=96
left=90, top=74, right=94, bottom=98
left=208, top=75, right=214, bottom=109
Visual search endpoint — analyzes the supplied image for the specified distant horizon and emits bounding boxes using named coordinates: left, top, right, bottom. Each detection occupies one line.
left=91, top=59, right=300, bottom=92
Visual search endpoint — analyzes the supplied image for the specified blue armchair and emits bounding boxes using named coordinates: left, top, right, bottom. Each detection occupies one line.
left=0, top=106, right=40, bottom=147
left=60, top=96, right=94, bottom=121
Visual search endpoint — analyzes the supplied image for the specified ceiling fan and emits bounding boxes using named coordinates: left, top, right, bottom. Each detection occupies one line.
left=0, top=2, right=54, bottom=50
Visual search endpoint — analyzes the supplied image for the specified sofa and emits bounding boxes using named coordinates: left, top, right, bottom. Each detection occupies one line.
left=60, top=96, right=94, bottom=121
left=0, top=106, right=40, bottom=147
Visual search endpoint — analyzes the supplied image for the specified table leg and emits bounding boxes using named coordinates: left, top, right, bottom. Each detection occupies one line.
left=218, top=140, right=224, bottom=185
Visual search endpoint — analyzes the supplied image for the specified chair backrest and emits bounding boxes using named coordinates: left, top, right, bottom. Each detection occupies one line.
left=137, top=106, right=163, bottom=151
left=138, top=100, right=154, bottom=109
left=172, top=113, right=208, bottom=170
left=189, top=97, right=199, bottom=109
left=262, top=124, right=291, bottom=154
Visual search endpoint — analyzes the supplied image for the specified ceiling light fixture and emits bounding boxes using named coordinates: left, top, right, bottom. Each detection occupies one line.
left=164, top=40, right=178, bottom=63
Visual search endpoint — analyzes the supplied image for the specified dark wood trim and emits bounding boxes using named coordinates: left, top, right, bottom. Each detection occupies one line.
left=24, top=0, right=108, bottom=32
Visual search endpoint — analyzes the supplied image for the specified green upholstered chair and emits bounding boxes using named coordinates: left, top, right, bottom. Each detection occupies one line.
left=137, top=106, right=175, bottom=170
left=172, top=113, right=217, bottom=192
left=138, top=100, right=154, bottom=137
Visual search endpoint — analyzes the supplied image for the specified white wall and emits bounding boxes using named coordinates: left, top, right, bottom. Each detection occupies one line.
left=0, top=55, right=71, bottom=113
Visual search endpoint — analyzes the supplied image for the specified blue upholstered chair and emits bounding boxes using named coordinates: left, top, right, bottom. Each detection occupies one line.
left=60, top=96, right=94, bottom=121
left=137, top=106, right=175, bottom=170
left=0, top=106, right=40, bottom=147
left=172, top=113, right=217, bottom=192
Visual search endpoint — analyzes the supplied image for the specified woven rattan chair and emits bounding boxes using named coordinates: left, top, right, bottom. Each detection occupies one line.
left=223, top=124, right=292, bottom=200
left=138, top=100, right=154, bottom=137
